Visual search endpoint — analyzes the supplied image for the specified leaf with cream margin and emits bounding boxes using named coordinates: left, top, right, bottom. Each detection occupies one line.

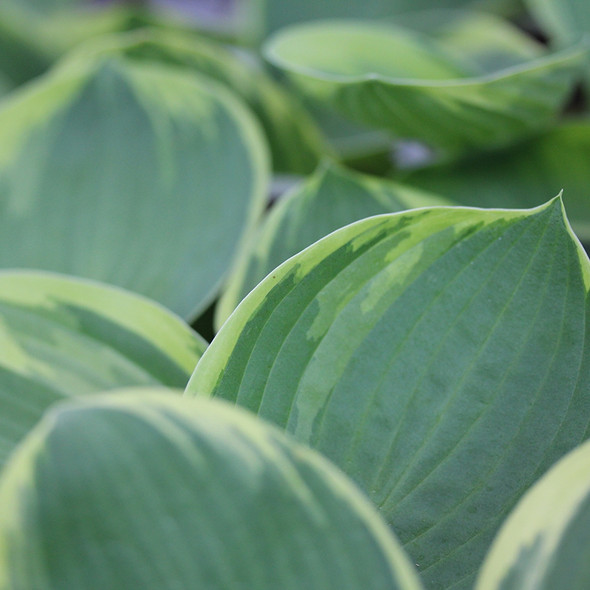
left=187, top=199, right=590, bottom=589
left=476, top=438, right=590, bottom=590
left=0, top=391, right=424, bottom=590
left=216, top=161, right=450, bottom=326
left=0, top=55, right=268, bottom=320
left=264, top=20, right=588, bottom=155
left=63, top=28, right=331, bottom=174
left=0, top=271, right=206, bottom=469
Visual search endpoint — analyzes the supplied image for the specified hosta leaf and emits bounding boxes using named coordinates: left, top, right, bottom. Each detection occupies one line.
left=0, top=55, right=268, bottom=319
left=525, top=0, right=590, bottom=46
left=187, top=199, right=590, bottom=589
left=0, top=6, right=53, bottom=88
left=0, top=391, right=424, bottom=590
left=264, top=21, right=588, bottom=154
left=0, top=3, right=146, bottom=74
left=400, top=10, right=544, bottom=73
left=476, top=438, right=590, bottom=590
left=217, top=161, right=450, bottom=325
left=0, top=271, right=206, bottom=469
left=66, top=28, right=330, bottom=174
left=259, top=0, right=521, bottom=37
left=402, top=121, right=590, bottom=241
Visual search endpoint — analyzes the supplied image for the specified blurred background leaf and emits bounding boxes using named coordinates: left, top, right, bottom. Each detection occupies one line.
left=0, top=271, right=206, bottom=469
left=0, top=391, right=424, bottom=590
left=398, top=120, right=590, bottom=242
left=216, top=160, right=450, bottom=325
left=0, top=54, right=268, bottom=319
left=264, top=20, right=588, bottom=157
left=64, top=28, right=331, bottom=174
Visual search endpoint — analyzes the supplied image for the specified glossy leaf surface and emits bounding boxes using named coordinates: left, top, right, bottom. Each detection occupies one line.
left=0, top=56, right=268, bottom=319
left=188, top=200, right=590, bottom=589
left=217, top=161, right=449, bottom=325
left=0, top=391, right=423, bottom=590
left=476, top=439, right=590, bottom=590
left=265, top=21, right=587, bottom=153
left=0, top=271, right=206, bottom=468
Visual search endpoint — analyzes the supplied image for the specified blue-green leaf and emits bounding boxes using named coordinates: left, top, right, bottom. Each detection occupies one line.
left=65, top=28, right=331, bottom=174
left=0, top=271, right=206, bottom=469
left=0, top=391, right=424, bottom=590
left=187, top=199, right=590, bottom=589
left=402, top=121, right=590, bottom=242
left=0, top=55, right=268, bottom=319
left=476, top=439, right=590, bottom=590
left=217, top=161, right=449, bottom=325
left=265, top=20, right=587, bottom=154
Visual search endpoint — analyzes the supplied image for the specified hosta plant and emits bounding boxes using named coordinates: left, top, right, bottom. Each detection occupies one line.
left=0, top=1, right=590, bottom=589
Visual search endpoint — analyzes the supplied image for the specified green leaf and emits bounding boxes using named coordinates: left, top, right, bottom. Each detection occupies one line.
left=476, top=438, right=590, bottom=590
left=258, top=0, right=522, bottom=38
left=0, top=6, right=53, bottom=88
left=217, top=161, right=450, bottom=326
left=0, top=391, right=424, bottom=590
left=0, top=3, right=146, bottom=78
left=187, top=199, right=590, bottom=589
left=0, top=270, right=206, bottom=469
left=264, top=21, right=588, bottom=154
left=4, top=0, right=84, bottom=17
left=0, top=55, right=268, bottom=319
left=401, top=121, right=590, bottom=242
left=525, top=0, right=590, bottom=46
left=398, top=10, right=545, bottom=73
left=65, top=28, right=331, bottom=174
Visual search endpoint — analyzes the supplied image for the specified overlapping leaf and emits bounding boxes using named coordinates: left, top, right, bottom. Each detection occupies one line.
left=0, top=6, right=53, bottom=89
left=0, top=391, right=424, bottom=590
left=0, top=271, right=206, bottom=469
left=0, top=54, right=268, bottom=319
left=264, top=20, right=588, bottom=154
left=525, top=0, right=590, bottom=46
left=217, top=161, right=450, bottom=325
left=476, top=439, right=590, bottom=589
left=400, top=9, right=545, bottom=73
left=65, top=29, right=330, bottom=173
left=188, top=200, right=590, bottom=589
left=402, top=121, right=590, bottom=241
left=259, top=0, right=520, bottom=37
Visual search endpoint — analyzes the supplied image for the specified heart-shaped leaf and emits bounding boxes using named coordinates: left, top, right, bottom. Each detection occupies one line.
left=188, top=199, right=590, bottom=589
left=217, top=161, right=450, bottom=325
left=264, top=21, right=588, bottom=154
left=0, top=55, right=268, bottom=319
left=0, top=391, right=424, bottom=590
left=476, top=438, right=590, bottom=590
left=402, top=121, right=590, bottom=242
left=0, top=271, right=206, bottom=469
